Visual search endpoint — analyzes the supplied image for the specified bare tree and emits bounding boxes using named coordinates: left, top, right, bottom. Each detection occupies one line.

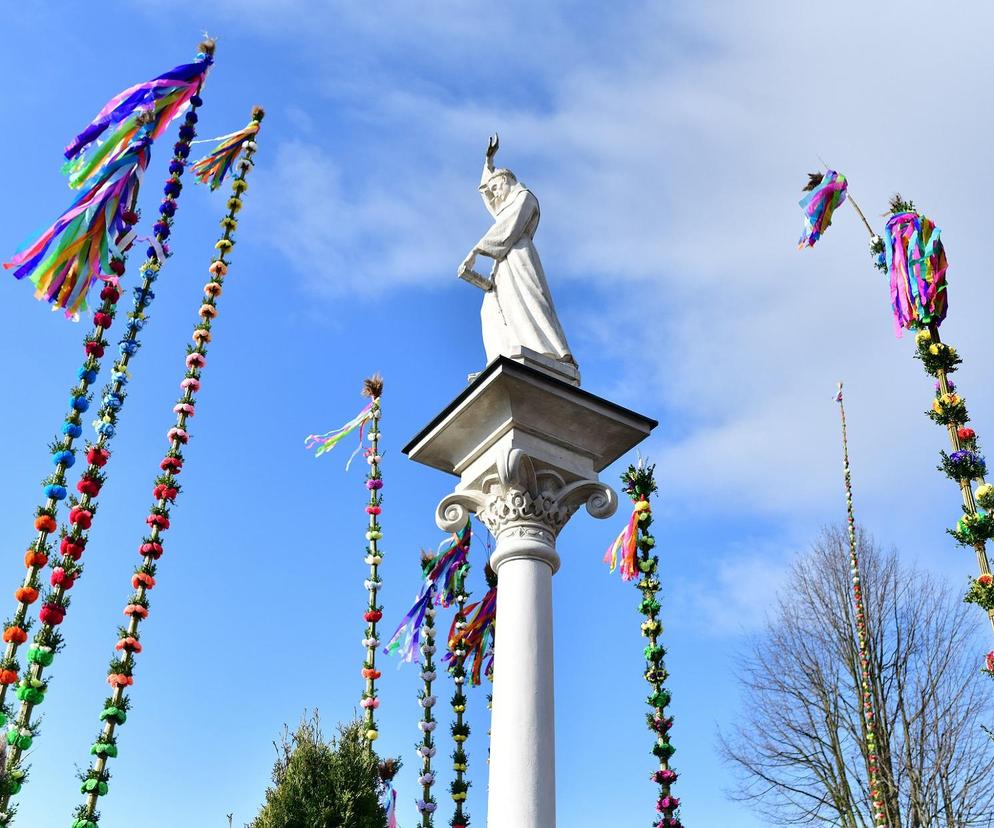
left=719, top=526, right=994, bottom=827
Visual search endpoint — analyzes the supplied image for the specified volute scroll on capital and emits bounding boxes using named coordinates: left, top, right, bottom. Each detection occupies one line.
left=434, top=449, right=618, bottom=542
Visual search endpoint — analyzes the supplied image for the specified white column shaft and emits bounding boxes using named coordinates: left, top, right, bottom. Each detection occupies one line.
left=487, top=545, right=556, bottom=828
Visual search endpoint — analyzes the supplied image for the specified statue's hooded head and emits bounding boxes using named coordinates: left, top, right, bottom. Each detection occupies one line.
left=484, top=168, right=518, bottom=207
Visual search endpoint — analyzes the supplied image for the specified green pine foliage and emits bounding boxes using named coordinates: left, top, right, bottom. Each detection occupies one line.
left=249, top=714, right=389, bottom=828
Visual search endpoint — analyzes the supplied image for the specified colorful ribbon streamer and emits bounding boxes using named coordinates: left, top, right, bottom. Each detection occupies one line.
left=427, top=524, right=472, bottom=606
left=4, top=138, right=149, bottom=316
left=304, top=402, right=374, bottom=467
left=383, top=524, right=473, bottom=665
left=452, top=578, right=496, bottom=686
left=191, top=120, right=261, bottom=190
left=382, top=786, right=398, bottom=828
left=798, top=170, right=848, bottom=249
left=884, top=210, right=948, bottom=332
left=604, top=503, right=642, bottom=581
left=383, top=583, right=434, bottom=664
left=63, top=49, right=214, bottom=187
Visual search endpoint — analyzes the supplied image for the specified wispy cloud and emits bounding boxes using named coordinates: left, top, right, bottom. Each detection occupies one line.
left=167, top=0, right=994, bottom=532
left=669, top=543, right=794, bottom=636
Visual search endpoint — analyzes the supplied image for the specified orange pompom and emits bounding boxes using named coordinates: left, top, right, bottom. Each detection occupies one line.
left=3, top=627, right=27, bottom=645
left=14, top=587, right=38, bottom=605
left=24, top=551, right=48, bottom=568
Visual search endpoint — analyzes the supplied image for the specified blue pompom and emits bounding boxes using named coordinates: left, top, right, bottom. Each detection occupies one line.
left=112, top=371, right=128, bottom=386
left=70, top=396, right=89, bottom=412
left=62, top=422, right=83, bottom=438
left=97, top=422, right=116, bottom=438
left=52, top=450, right=75, bottom=467
left=119, top=341, right=140, bottom=357
left=103, top=394, right=123, bottom=411
left=44, top=484, right=67, bottom=501
left=77, top=367, right=98, bottom=384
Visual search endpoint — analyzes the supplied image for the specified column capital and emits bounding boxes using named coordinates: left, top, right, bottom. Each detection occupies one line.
left=436, top=448, right=617, bottom=572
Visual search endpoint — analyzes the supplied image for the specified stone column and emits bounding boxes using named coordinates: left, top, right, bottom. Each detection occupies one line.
left=436, top=449, right=616, bottom=828
left=404, top=357, right=656, bottom=828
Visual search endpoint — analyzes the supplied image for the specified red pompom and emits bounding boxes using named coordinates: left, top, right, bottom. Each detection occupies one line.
left=87, top=447, right=110, bottom=467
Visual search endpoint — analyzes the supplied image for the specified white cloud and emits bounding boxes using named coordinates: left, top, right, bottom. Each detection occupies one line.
left=670, top=544, right=794, bottom=636
left=176, top=0, right=994, bottom=528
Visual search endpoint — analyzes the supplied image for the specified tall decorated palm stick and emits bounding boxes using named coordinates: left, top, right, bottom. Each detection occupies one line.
left=799, top=176, right=994, bottom=654
left=361, top=378, right=385, bottom=747
left=416, top=585, right=440, bottom=827
left=605, top=460, right=681, bottom=828
left=383, top=524, right=472, bottom=826
left=305, top=376, right=385, bottom=748
left=0, top=46, right=214, bottom=818
left=835, top=384, right=888, bottom=826
left=70, top=107, right=263, bottom=828
left=444, top=524, right=473, bottom=828
left=387, top=575, right=441, bottom=827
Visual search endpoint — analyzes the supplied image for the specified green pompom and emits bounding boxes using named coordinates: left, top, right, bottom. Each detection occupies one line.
left=99, top=706, right=126, bottom=725
left=27, top=647, right=53, bottom=667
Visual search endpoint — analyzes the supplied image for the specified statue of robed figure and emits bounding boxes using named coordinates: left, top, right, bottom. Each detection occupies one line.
left=459, top=135, right=577, bottom=375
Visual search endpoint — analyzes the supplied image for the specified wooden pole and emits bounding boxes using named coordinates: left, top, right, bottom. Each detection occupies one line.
left=71, top=105, right=263, bottom=826
left=836, top=386, right=890, bottom=826
left=841, top=192, right=994, bottom=636
left=0, top=46, right=217, bottom=824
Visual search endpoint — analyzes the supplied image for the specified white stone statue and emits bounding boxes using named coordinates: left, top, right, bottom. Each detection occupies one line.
left=458, top=135, right=578, bottom=380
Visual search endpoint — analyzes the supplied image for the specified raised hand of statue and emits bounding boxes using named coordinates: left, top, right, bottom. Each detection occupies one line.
left=486, top=133, right=499, bottom=165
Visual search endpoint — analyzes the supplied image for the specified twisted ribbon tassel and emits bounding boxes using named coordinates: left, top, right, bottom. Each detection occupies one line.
left=191, top=121, right=261, bottom=190
left=604, top=502, right=645, bottom=581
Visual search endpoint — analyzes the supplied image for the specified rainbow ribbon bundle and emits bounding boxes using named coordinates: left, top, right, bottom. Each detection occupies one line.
left=4, top=51, right=214, bottom=316
left=426, top=522, right=472, bottom=606
left=798, top=170, right=848, bottom=248
left=63, top=55, right=213, bottom=187
left=452, top=579, right=496, bottom=685
left=604, top=503, right=642, bottom=581
left=884, top=210, right=948, bottom=331
left=383, top=524, right=473, bottom=663
left=192, top=121, right=261, bottom=190
left=4, top=139, right=149, bottom=316
left=383, top=583, right=435, bottom=664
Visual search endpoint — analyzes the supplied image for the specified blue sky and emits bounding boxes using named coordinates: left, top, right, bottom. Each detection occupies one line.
left=1, top=2, right=993, bottom=826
